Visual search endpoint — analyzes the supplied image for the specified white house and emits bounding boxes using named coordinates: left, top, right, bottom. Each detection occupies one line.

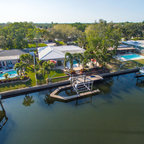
left=38, top=45, right=85, bottom=65
left=0, top=49, right=27, bottom=69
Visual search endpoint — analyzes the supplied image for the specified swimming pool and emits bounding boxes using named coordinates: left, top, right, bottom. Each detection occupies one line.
left=67, top=60, right=79, bottom=68
left=0, top=70, right=18, bottom=80
left=117, top=54, right=144, bottom=61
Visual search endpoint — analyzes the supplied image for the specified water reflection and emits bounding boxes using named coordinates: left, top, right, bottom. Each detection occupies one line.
left=136, top=77, right=144, bottom=88
left=0, top=100, right=8, bottom=130
left=75, top=96, right=93, bottom=106
left=22, top=94, right=35, bottom=107
left=44, top=94, right=55, bottom=105
left=96, top=77, right=114, bottom=94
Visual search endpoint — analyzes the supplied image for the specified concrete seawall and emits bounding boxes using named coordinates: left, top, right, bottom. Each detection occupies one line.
left=0, top=68, right=139, bottom=99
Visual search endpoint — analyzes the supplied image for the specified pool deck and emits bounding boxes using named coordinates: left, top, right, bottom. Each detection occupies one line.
left=115, top=54, right=144, bottom=62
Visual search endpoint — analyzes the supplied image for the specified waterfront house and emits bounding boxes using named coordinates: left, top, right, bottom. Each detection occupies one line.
left=0, top=49, right=27, bottom=69
left=108, top=44, right=138, bottom=54
left=38, top=45, right=85, bottom=66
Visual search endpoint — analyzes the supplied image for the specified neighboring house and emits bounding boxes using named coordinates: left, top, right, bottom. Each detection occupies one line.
left=38, top=45, right=85, bottom=65
left=122, top=40, right=144, bottom=53
left=0, top=49, right=27, bottom=69
left=108, top=44, right=138, bottom=54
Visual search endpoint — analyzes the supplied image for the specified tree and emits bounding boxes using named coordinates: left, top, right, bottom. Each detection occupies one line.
left=0, top=22, right=36, bottom=49
left=22, top=95, right=34, bottom=107
left=64, top=52, right=74, bottom=70
left=20, top=53, right=33, bottom=65
left=73, top=53, right=87, bottom=68
left=44, top=94, right=55, bottom=105
left=77, top=33, right=87, bottom=49
left=0, top=36, right=6, bottom=49
left=14, top=62, right=27, bottom=75
left=85, top=20, right=121, bottom=66
left=3, top=73, right=9, bottom=79
left=42, top=61, right=54, bottom=75
left=51, top=24, right=81, bottom=42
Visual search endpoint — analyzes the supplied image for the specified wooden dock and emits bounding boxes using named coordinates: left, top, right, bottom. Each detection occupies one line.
left=50, top=85, right=100, bottom=101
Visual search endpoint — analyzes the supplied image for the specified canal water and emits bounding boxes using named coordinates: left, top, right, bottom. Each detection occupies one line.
left=0, top=73, right=144, bottom=144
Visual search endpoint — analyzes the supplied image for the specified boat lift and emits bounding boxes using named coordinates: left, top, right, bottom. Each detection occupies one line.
left=71, top=75, right=94, bottom=94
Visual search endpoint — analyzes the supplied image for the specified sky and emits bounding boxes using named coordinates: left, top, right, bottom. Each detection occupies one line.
left=0, top=0, right=144, bottom=23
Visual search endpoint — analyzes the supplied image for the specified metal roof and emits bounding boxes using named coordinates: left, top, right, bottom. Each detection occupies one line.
left=38, top=45, right=85, bottom=60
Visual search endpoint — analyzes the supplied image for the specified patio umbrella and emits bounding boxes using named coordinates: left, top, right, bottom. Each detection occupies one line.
left=91, top=59, right=96, bottom=63
left=50, top=60, right=57, bottom=64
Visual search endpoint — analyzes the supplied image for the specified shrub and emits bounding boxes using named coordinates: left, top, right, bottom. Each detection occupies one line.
left=55, top=40, right=65, bottom=46
left=20, top=76, right=29, bottom=80
left=35, top=65, right=40, bottom=71
left=36, top=71, right=43, bottom=79
left=70, top=69, right=76, bottom=74
left=38, top=43, right=47, bottom=47
left=80, top=68, right=87, bottom=74
left=28, top=43, right=47, bottom=48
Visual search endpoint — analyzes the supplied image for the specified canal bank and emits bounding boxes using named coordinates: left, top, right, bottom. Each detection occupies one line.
left=0, top=68, right=139, bottom=99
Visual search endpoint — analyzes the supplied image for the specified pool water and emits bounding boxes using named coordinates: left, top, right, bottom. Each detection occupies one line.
left=0, top=70, right=18, bottom=80
left=67, top=60, right=79, bottom=68
left=120, top=54, right=144, bottom=61
left=1, top=73, right=144, bottom=144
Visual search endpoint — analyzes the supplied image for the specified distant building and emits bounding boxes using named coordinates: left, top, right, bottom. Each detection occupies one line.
left=0, top=49, right=27, bottom=69
left=108, top=44, right=138, bottom=54
left=122, top=40, right=144, bottom=53
left=122, top=40, right=144, bottom=48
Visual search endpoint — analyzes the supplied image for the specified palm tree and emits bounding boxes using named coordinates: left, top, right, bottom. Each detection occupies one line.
left=3, top=73, right=9, bottom=79
left=22, top=95, right=35, bottom=107
left=14, top=62, right=26, bottom=76
left=44, top=94, right=55, bottom=105
left=42, top=61, right=51, bottom=75
left=20, top=54, right=33, bottom=65
left=48, top=61, right=55, bottom=69
left=73, top=53, right=81, bottom=66
left=64, top=52, right=74, bottom=70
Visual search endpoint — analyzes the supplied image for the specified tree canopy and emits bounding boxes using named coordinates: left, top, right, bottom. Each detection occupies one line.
left=85, top=21, right=121, bottom=66
left=0, top=22, right=38, bottom=49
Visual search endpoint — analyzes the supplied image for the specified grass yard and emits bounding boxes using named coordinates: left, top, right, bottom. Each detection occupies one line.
left=134, top=59, right=144, bottom=65
left=37, top=69, right=67, bottom=85
left=107, top=58, right=144, bottom=72
left=0, top=71, right=36, bottom=92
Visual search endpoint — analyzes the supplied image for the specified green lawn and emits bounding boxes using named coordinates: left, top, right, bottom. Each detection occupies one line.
left=134, top=59, right=144, bottom=65
left=0, top=71, right=36, bottom=92
left=37, top=69, right=67, bottom=85
left=107, top=58, right=144, bottom=72
left=0, top=69, right=67, bottom=92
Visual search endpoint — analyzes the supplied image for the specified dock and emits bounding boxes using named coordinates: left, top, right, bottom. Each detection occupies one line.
left=50, top=87, right=100, bottom=101
left=87, top=75, right=103, bottom=81
left=0, top=68, right=139, bottom=99
left=50, top=74, right=101, bottom=101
